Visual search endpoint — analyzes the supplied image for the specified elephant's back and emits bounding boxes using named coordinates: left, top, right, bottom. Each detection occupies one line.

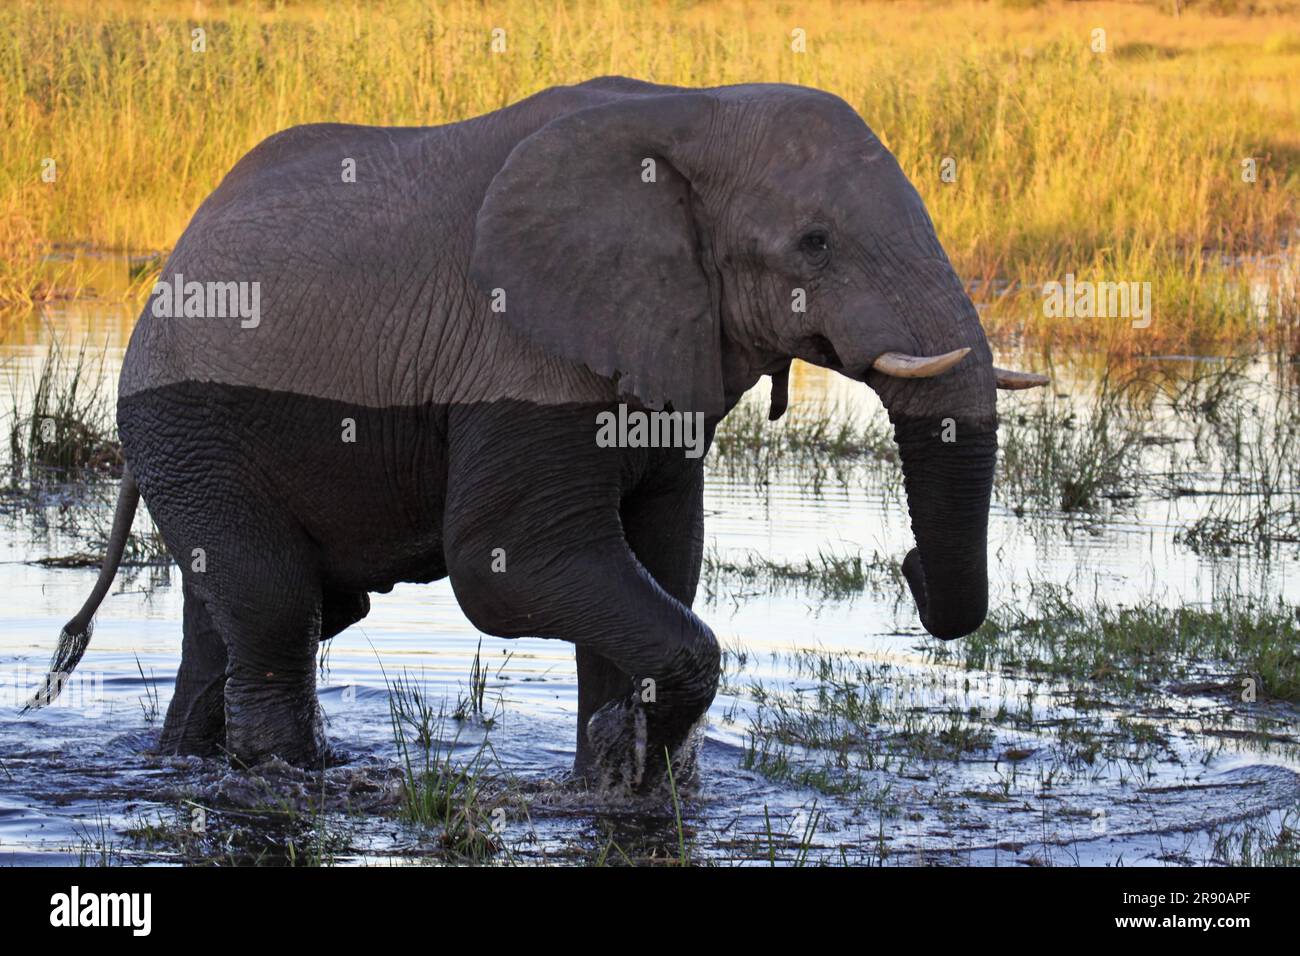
left=117, top=80, right=675, bottom=416
left=118, top=106, right=612, bottom=413
left=119, top=122, right=482, bottom=408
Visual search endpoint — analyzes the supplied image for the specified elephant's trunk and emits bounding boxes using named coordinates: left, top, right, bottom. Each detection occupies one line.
left=891, top=414, right=996, bottom=640
left=816, top=240, right=999, bottom=638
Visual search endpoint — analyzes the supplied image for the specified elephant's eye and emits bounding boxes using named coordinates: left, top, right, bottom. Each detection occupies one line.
left=799, top=230, right=831, bottom=262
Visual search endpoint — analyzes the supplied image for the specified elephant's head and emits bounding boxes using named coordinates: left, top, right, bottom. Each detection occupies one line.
left=470, top=79, right=1046, bottom=640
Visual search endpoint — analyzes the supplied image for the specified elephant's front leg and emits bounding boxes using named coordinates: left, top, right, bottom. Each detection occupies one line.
left=459, top=550, right=719, bottom=793
left=572, top=464, right=707, bottom=780
left=443, top=408, right=719, bottom=795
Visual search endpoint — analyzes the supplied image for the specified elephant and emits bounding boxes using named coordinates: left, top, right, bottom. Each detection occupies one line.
left=29, top=76, right=1046, bottom=794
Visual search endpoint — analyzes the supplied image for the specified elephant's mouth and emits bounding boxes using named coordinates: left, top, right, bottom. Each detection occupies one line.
left=804, top=334, right=983, bottom=386
left=804, top=334, right=846, bottom=372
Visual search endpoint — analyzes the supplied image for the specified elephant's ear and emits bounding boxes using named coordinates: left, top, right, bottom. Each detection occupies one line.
left=470, top=93, right=724, bottom=417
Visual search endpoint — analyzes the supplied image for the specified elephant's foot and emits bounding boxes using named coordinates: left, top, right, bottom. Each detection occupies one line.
left=158, top=675, right=226, bottom=757
left=584, top=696, right=648, bottom=792
left=663, top=719, right=705, bottom=791
left=583, top=696, right=704, bottom=797
left=223, top=676, right=329, bottom=769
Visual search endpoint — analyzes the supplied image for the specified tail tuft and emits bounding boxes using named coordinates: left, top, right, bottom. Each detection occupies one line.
left=22, top=621, right=94, bottom=711
left=27, top=468, right=137, bottom=713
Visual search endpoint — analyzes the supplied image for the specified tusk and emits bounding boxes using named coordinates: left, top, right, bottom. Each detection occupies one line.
left=871, top=347, right=970, bottom=379
left=994, top=367, right=1050, bottom=390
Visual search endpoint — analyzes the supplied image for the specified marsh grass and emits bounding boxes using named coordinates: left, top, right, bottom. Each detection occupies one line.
left=144, top=747, right=364, bottom=866
left=386, top=670, right=504, bottom=860
left=73, top=808, right=125, bottom=867
left=5, top=336, right=121, bottom=481
left=452, top=638, right=492, bottom=723
left=22, top=482, right=172, bottom=578
left=1173, top=378, right=1300, bottom=553
left=5, top=0, right=1296, bottom=351
left=0, top=336, right=174, bottom=574
left=997, top=375, right=1146, bottom=513
left=736, top=653, right=1002, bottom=798
left=761, top=803, right=825, bottom=867
left=710, top=395, right=897, bottom=492
left=1208, top=804, right=1300, bottom=865
left=711, top=396, right=893, bottom=459
left=120, top=788, right=348, bottom=866
left=993, top=355, right=1300, bottom=554
left=731, top=582, right=1298, bottom=827
left=1103, top=354, right=1300, bottom=553
left=962, top=584, right=1300, bottom=701
left=701, top=544, right=902, bottom=604
left=134, top=655, right=159, bottom=725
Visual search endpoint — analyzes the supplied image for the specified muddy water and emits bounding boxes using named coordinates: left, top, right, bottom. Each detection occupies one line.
left=2, top=296, right=1298, bottom=865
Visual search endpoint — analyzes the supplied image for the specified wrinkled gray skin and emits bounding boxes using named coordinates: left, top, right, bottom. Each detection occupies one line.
left=64, top=77, right=999, bottom=793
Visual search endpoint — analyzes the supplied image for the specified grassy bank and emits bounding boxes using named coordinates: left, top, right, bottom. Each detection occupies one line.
left=2, top=0, right=1298, bottom=350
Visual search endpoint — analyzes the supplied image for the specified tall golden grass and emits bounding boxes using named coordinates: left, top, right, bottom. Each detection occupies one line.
left=2, top=0, right=1298, bottom=351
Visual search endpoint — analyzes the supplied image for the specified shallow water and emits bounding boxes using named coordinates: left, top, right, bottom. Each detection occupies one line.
left=1, top=297, right=1298, bottom=866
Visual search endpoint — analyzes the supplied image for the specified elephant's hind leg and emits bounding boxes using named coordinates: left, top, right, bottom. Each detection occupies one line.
left=198, top=518, right=328, bottom=769
left=158, top=579, right=228, bottom=757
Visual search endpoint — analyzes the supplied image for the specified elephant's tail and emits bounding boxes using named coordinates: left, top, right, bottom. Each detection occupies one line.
left=24, top=467, right=140, bottom=711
